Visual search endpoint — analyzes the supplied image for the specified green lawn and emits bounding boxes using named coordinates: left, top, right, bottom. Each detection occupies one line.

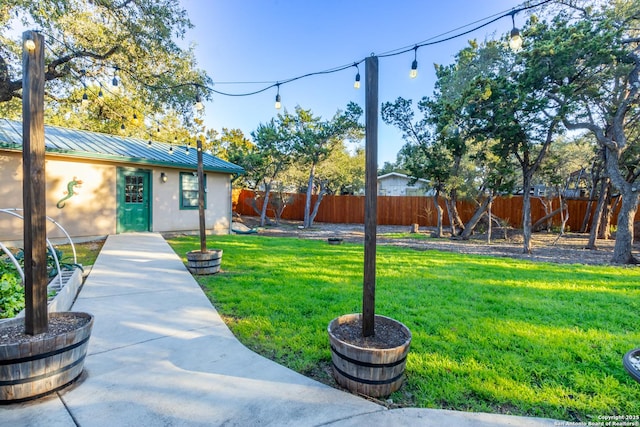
left=167, top=235, right=640, bottom=422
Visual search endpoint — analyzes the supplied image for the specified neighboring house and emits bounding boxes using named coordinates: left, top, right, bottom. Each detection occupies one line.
left=0, top=119, right=244, bottom=241
left=377, top=172, right=433, bottom=197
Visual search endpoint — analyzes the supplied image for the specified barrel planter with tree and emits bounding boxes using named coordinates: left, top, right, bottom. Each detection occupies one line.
left=327, top=57, right=411, bottom=398
left=0, top=32, right=95, bottom=403
left=186, top=249, right=222, bottom=275
left=0, top=312, right=94, bottom=402
left=328, top=313, right=411, bottom=397
left=185, top=137, right=223, bottom=276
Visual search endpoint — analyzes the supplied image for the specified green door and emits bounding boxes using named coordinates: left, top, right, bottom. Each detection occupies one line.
left=117, top=168, right=151, bottom=233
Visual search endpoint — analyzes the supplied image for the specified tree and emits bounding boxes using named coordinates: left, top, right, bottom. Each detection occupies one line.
left=210, top=128, right=253, bottom=161
left=1, top=1, right=211, bottom=125
left=531, top=2, right=640, bottom=263
left=281, top=103, right=363, bottom=228
left=227, top=120, right=292, bottom=227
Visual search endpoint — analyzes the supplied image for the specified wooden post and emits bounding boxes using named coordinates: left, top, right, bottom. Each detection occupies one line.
left=362, top=56, right=378, bottom=337
left=197, top=139, right=207, bottom=253
left=22, top=31, right=48, bottom=335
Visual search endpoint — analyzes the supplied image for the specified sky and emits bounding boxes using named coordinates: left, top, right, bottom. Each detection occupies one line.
left=179, top=0, right=533, bottom=165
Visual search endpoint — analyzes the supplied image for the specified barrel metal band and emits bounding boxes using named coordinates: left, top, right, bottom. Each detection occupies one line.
left=332, top=362, right=404, bottom=385
left=0, top=353, right=86, bottom=386
left=330, top=345, right=407, bottom=368
left=0, top=335, right=90, bottom=365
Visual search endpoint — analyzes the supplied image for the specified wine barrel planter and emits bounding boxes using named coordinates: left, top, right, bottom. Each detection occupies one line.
left=186, top=249, right=223, bottom=275
left=623, top=348, right=640, bottom=383
left=328, top=313, right=411, bottom=397
left=0, top=312, right=94, bottom=403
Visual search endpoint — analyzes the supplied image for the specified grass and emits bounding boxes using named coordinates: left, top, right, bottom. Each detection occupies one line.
left=56, top=239, right=105, bottom=266
left=166, top=234, right=640, bottom=422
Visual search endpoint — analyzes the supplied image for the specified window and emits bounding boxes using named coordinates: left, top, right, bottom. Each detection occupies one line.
left=180, top=172, right=206, bottom=209
left=125, top=175, right=144, bottom=203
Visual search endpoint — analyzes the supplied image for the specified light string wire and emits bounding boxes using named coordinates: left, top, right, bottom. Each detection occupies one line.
left=26, top=0, right=554, bottom=153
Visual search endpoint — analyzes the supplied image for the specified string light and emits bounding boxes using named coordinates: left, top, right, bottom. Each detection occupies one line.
left=119, top=123, right=126, bottom=134
left=81, top=91, right=89, bottom=106
left=509, top=12, right=523, bottom=51
left=98, top=84, right=104, bottom=98
left=36, top=0, right=550, bottom=133
left=195, top=94, right=204, bottom=111
left=275, top=84, right=281, bottom=109
left=148, top=139, right=152, bottom=146
left=24, top=39, right=36, bottom=51
left=410, top=46, right=418, bottom=79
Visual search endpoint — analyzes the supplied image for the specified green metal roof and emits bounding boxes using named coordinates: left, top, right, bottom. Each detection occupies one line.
left=0, top=119, right=244, bottom=175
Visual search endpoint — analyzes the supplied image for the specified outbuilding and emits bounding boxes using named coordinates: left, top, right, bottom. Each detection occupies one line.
left=0, top=119, right=244, bottom=241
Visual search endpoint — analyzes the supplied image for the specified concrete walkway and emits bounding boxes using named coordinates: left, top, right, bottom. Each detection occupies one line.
left=2, top=233, right=559, bottom=426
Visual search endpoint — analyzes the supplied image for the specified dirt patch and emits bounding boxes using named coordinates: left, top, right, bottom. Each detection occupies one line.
left=235, top=217, right=640, bottom=266
left=330, top=316, right=409, bottom=349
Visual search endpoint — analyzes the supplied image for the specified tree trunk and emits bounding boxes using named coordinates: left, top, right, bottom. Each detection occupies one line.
left=522, top=173, right=533, bottom=254
left=432, top=192, right=443, bottom=238
left=487, top=197, right=493, bottom=244
left=587, top=178, right=608, bottom=249
left=259, top=183, right=272, bottom=227
left=444, top=198, right=458, bottom=236
left=611, top=190, right=639, bottom=264
left=303, top=163, right=316, bottom=228
left=580, top=161, right=601, bottom=233
left=307, top=181, right=327, bottom=228
left=459, top=196, right=492, bottom=240
left=599, top=193, right=618, bottom=240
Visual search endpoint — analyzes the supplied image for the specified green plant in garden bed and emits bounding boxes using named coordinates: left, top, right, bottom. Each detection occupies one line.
left=0, top=240, right=103, bottom=318
left=0, top=259, right=24, bottom=319
left=167, top=235, right=640, bottom=422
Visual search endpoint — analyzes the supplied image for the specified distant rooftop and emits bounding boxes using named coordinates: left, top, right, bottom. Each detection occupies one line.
left=0, top=119, right=244, bottom=175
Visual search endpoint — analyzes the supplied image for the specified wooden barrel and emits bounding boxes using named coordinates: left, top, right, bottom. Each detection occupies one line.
left=0, top=312, right=94, bottom=403
left=186, top=249, right=223, bottom=275
left=328, top=313, right=411, bottom=397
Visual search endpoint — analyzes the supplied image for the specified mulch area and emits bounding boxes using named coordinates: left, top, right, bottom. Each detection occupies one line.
left=234, top=216, right=640, bottom=266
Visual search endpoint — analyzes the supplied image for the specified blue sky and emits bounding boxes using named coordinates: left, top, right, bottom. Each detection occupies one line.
left=180, top=0, right=531, bottom=165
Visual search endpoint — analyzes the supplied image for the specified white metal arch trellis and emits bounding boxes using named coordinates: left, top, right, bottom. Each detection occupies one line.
left=0, top=208, right=78, bottom=287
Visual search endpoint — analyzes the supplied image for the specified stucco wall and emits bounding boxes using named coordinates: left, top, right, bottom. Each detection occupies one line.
left=0, top=151, right=117, bottom=241
left=0, top=151, right=232, bottom=242
left=151, top=169, right=232, bottom=235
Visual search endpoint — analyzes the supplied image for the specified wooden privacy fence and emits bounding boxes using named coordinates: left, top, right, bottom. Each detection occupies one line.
left=233, top=189, right=639, bottom=231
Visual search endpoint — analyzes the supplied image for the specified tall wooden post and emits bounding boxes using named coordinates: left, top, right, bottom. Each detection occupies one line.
left=197, top=139, right=207, bottom=253
left=362, top=56, right=378, bottom=337
left=22, top=31, right=48, bottom=335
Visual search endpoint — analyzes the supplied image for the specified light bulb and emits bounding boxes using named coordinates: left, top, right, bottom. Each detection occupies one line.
left=119, top=123, right=126, bottom=134
left=195, top=94, right=204, bottom=111
left=509, top=28, right=523, bottom=51
left=354, top=73, right=361, bottom=89
left=25, top=39, right=36, bottom=51
left=410, top=60, right=418, bottom=79
left=81, top=92, right=89, bottom=106
left=275, top=93, right=281, bottom=110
